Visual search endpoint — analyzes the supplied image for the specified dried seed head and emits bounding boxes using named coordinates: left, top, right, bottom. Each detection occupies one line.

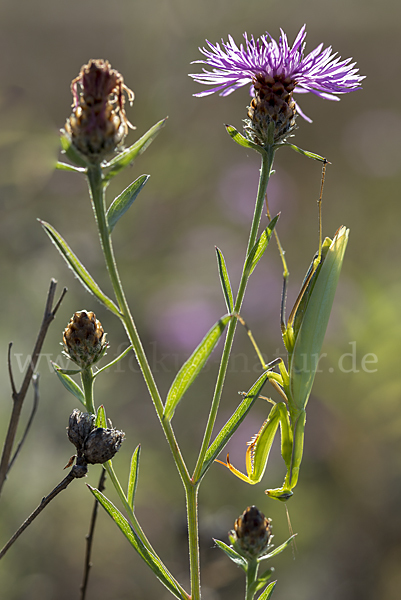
left=67, top=408, right=95, bottom=453
left=244, top=74, right=297, bottom=146
left=231, top=506, right=272, bottom=558
left=83, top=427, right=125, bottom=464
left=63, top=310, right=107, bottom=369
left=67, top=409, right=125, bottom=466
left=64, top=59, right=135, bottom=163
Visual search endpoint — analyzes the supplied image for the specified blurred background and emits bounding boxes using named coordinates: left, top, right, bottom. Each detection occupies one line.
left=0, top=0, right=400, bottom=598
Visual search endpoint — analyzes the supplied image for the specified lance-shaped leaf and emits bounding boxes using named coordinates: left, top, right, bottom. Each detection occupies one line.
left=40, top=220, right=120, bottom=316
left=127, top=445, right=141, bottom=510
left=213, top=539, right=247, bottom=570
left=103, top=118, right=167, bottom=182
left=88, top=487, right=188, bottom=600
left=95, top=405, right=107, bottom=428
left=216, top=247, right=234, bottom=312
left=260, top=535, right=296, bottom=561
left=248, top=569, right=274, bottom=597
left=107, top=175, right=149, bottom=233
left=199, top=371, right=270, bottom=480
left=52, top=362, right=85, bottom=406
left=282, top=143, right=327, bottom=162
left=56, top=161, right=86, bottom=173
left=225, top=124, right=265, bottom=154
left=257, top=581, right=277, bottom=600
left=164, top=315, right=232, bottom=421
left=244, top=215, right=279, bottom=279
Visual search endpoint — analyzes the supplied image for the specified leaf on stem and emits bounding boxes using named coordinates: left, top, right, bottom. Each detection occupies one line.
left=213, top=539, right=247, bottom=570
left=107, top=175, right=149, bottom=233
left=244, top=215, right=279, bottom=279
left=260, top=535, right=297, bottom=561
left=93, top=344, right=133, bottom=377
left=127, top=445, right=141, bottom=509
left=225, top=125, right=265, bottom=154
left=282, top=143, right=327, bottom=162
left=199, top=371, right=270, bottom=479
left=257, top=580, right=277, bottom=600
left=103, top=118, right=167, bottom=182
left=40, top=220, right=120, bottom=316
left=52, top=362, right=85, bottom=406
left=163, top=314, right=232, bottom=421
left=56, top=161, right=86, bottom=173
left=88, top=486, right=188, bottom=600
left=248, top=569, right=274, bottom=596
left=95, top=405, right=107, bottom=428
left=215, top=247, right=234, bottom=312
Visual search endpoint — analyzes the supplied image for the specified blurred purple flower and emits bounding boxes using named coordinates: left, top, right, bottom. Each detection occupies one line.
left=190, top=25, right=364, bottom=121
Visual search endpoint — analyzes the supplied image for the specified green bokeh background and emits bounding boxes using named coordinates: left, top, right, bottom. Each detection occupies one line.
left=0, top=1, right=400, bottom=598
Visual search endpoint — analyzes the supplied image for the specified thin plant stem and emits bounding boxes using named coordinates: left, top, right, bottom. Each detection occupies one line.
left=7, top=374, right=40, bottom=474
left=86, top=166, right=189, bottom=485
left=193, top=147, right=276, bottom=482
left=185, top=483, right=200, bottom=600
left=80, top=468, right=107, bottom=600
left=245, top=559, right=259, bottom=600
left=81, top=368, right=95, bottom=414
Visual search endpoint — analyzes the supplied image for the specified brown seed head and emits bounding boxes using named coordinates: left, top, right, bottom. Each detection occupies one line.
left=232, top=505, right=272, bottom=558
left=64, top=59, right=135, bottom=163
left=244, top=74, right=297, bottom=146
left=63, top=310, right=107, bottom=369
left=67, top=409, right=125, bottom=466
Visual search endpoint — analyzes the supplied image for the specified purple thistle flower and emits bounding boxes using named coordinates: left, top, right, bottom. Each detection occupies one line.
left=190, top=25, right=364, bottom=131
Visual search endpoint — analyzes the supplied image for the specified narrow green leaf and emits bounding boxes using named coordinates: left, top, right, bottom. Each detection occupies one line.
left=199, top=371, right=270, bottom=479
left=103, top=118, right=167, bottom=182
left=94, top=345, right=133, bottom=377
left=215, top=247, right=234, bottom=312
left=59, top=130, right=90, bottom=168
left=52, top=362, right=85, bottom=406
left=282, top=143, right=327, bottom=162
left=244, top=215, right=279, bottom=279
left=262, top=535, right=296, bottom=561
left=88, top=487, right=187, bottom=600
left=257, top=580, right=277, bottom=600
left=40, top=220, right=120, bottom=316
left=107, top=175, right=149, bottom=233
left=56, top=161, right=86, bottom=173
left=225, top=125, right=265, bottom=154
left=213, top=539, right=247, bottom=570
left=127, top=445, right=141, bottom=509
left=164, top=314, right=232, bottom=421
left=95, top=405, right=107, bottom=428
left=248, top=568, right=274, bottom=596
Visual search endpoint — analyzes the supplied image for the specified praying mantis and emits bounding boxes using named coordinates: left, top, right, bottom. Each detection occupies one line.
left=217, top=223, right=349, bottom=501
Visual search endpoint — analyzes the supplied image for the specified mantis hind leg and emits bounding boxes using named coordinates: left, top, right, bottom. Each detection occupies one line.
left=265, top=409, right=306, bottom=502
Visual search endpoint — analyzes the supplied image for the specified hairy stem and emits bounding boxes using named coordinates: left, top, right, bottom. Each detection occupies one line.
left=193, top=148, right=275, bottom=481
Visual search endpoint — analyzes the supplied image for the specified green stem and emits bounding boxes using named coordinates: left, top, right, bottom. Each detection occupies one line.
left=104, top=462, right=189, bottom=600
left=81, top=367, right=95, bottom=414
left=185, top=482, right=200, bottom=600
left=86, top=166, right=189, bottom=484
left=245, top=559, right=259, bottom=600
left=193, top=147, right=276, bottom=481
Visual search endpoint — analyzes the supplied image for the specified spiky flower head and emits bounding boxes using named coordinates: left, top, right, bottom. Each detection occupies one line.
left=190, top=25, right=364, bottom=145
left=64, top=59, right=135, bottom=163
left=63, top=310, right=107, bottom=369
left=230, top=506, right=272, bottom=559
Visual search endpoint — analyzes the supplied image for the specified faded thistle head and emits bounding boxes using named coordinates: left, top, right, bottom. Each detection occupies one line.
left=63, top=310, right=108, bottom=369
left=229, top=506, right=272, bottom=559
left=64, top=59, right=135, bottom=163
left=67, top=408, right=125, bottom=466
left=190, top=25, right=364, bottom=146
